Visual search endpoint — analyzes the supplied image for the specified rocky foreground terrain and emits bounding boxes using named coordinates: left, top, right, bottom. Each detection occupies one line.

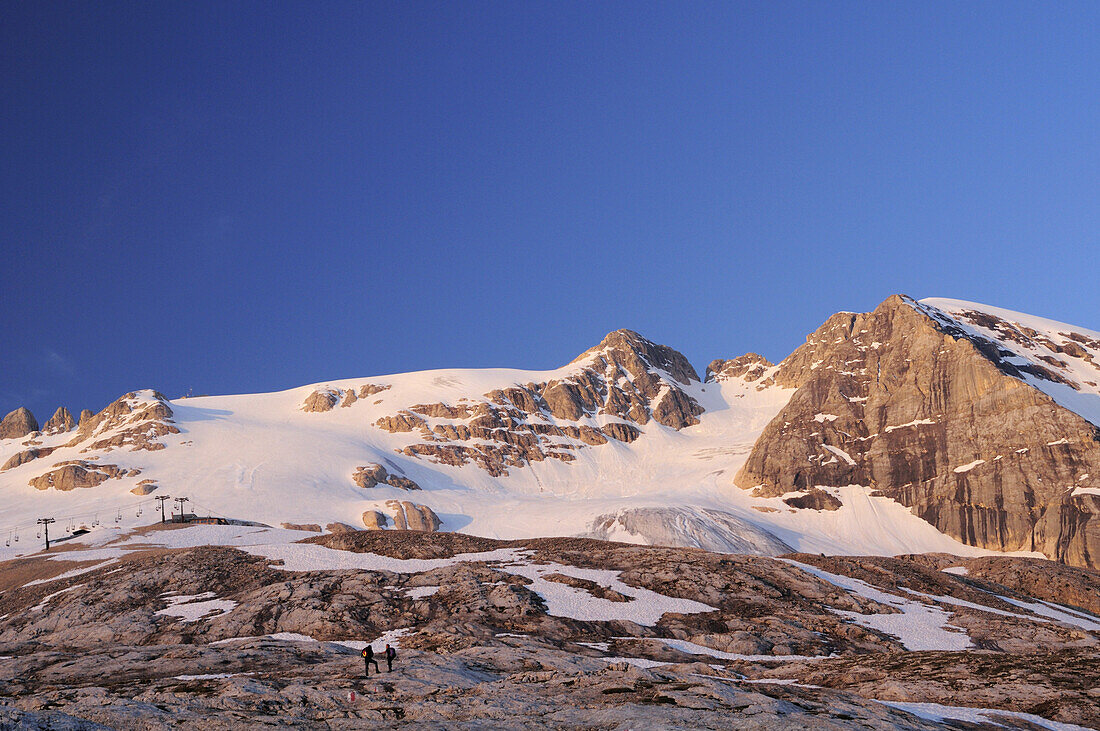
left=1, top=525, right=1098, bottom=729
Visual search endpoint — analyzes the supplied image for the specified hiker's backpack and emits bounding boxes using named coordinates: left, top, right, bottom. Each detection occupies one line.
left=361, top=648, right=368, bottom=659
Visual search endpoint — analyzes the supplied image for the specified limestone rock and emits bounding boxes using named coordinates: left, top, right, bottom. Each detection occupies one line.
left=387, top=475, right=421, bottom=491
left=77, top=408, right=94, bottom=427
left=386, top=500, right=442, bottom=531
left=301, top=390, right=338, bottom=413
left=66, top=391, right=179, bottom=452
left=29, top=461, right=131, bottom=491
left=373, top=329, right=703, bottom=477
left=783, top=488, right=842, bottom=511
left=130, top=480, right=159, bottom=496
left=352, top=463, right=389, bottom=488
left=324, top=522, right=358, bottom=534
left=1, top=446, right=54, bottom=471
left=0, top=407, right=38, bottom=439
left=735, top=294, right=1100, bottom=568
left=361, top=510, right=388, bottom=529
left=352, top=463, right=421, bottom=490
left=705, top=353, right=773, bottom=383
left=280, top=522, right=322, bottom=532
left=43, top=407, right=75, bottom=434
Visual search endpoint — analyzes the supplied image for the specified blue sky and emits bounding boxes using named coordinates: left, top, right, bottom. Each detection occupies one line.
left=2, top=2, right=1099, bottom=421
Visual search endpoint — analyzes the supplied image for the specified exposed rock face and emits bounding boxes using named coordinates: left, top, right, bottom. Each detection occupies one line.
left=78, top=409, right=94, bottom=427
left=705, top=353, right=773, bottom=383
left=280, top=523, right=321, bottom=532
left=302, top=383, right=392, bottom=413
left=361, top=510, right=388, bottom=529
left=0, top=407, right=38, bottom=439
left=352, top=463, right=421, bottom=490
left=735, top=295, right=1100, bottom=567
left=352, top=463, right=389, bottom=488
left=43, top=406, right=75, bottom=434
left=376, top=330, right=701, bottom=477
left=130, top=480, right=159, bottom=496
left=1, top=447, right=55, bottom=471
left=301, top=390, right=338, bottom=412
left=386, top=500, right=441, bottom=531
left=325, top=522, right=359, bottom=534
left=783, top=488, right=843, bottom=511
left=66, top=391, right=180, bottom=453
left=0, top=534, right=1098, bottom=728
left=28, top=461, right=136, bottom=491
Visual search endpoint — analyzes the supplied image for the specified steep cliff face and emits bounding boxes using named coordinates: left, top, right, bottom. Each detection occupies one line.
left=735, top=295, right=1100, bottom=567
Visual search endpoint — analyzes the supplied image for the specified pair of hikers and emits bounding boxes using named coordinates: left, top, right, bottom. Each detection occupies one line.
left=361, top=643, right=396, bottom=676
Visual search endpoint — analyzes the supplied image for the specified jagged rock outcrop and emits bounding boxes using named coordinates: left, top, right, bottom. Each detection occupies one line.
left=352, top=463, right=421, bottom=490
left=736, top=295, right=1100, bottom=567
left=386, top=500, right=442, bottom=531
left=66, top=391, right=179, bottom=452
left=376, top=330, right=701, bottom=477
left=0, top=407, right=38, bottom=439
left=1, top=447, right=55, bottom=471
left=705, top=353, right=773, bottom=383
left=29, top=461, right=137, bottom=491
left=77, top=409, right=94, bottom=427
left=43, top=406, right=75, bottom=434
left=301, top=389, right=338, bottom=412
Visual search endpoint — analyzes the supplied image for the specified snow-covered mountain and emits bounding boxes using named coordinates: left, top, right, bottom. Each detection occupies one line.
left=2, top=295, right=1098, bottom=566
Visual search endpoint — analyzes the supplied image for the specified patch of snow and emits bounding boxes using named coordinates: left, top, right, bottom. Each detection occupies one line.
left=953, top=459, right=985, bottom=474
left=174, top=673, right=239, bottom=681
left=405, top=585, right=440, bottom=599
left=156, top=593, right=236, bottom=622
left=1047, top=438, right=1070, bottom=446
left=820, top=445, right=856, bottom=466
left=24, top=559, right=119, bottom=587
left=31, top=584, right=83, bottom=612
left=498, top=560, right=715, bottom=626
left=883, top=419, right=937, bottom=432
left=941, top=566, right=968, bottom=576
left=878, top=700, right=1091, bottom=731
left=812, top=413, right=839, bottom=423
left=780, top=560, right=971, bottom=651
left=602, top=657, right=670, bottom=669
left=577, top=641, right=609, bottom=651
left=995, top=596, right=1100, bottom=632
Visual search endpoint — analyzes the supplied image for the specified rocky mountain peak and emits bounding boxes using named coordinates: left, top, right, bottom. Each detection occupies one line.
left=705, top=353, right=773, bottom=383
left=736, top=293, right=1100, bottom=567
left=572, top=329, right=700, bottom=385
left=0, top=407, right=38, bottom=440
left=43, top=406, right=76, bottom=434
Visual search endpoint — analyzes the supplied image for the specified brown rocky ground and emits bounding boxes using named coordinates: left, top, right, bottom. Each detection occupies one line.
left=0, top=531, right=1096, bottom=729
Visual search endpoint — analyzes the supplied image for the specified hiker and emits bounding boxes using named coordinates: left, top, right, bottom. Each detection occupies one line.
left=362, top=645, right=380, bottom=676
left=385, top=643, right=396, bottom=672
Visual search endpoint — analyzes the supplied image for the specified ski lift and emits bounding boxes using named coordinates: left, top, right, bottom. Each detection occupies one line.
left=4, top=531, right=9, bottom=547
left=13, top=530, right=19, bottom=542
left=136, top=505, right=143, bottom=517
left=36, top=530, right=41, bottom=540
left=92, top=514, right=99, bottom=527
left=115, top=508, right=122, bottom=523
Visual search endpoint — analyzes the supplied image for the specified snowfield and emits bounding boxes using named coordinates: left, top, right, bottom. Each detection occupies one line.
left=2, top=296, right=1094, bottom=565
